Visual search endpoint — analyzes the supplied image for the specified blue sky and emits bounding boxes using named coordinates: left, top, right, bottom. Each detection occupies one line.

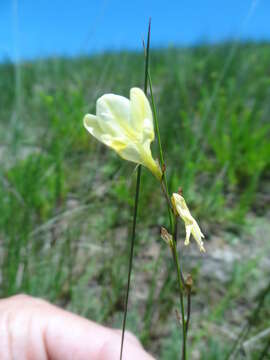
left=0, top=0, right=269, bottom=61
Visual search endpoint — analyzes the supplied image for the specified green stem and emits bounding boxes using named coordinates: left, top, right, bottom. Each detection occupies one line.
left=186, top=289, right=191, bottom=333
left=120, top=18, right=151, bottom=360
left=148, top=72, right=173, bottom=230
left=171, top=216, right=187, bottom=360
left=148, top=73, right=164, bottom=165
left=144, top=19, right=151, bottom=94
left=120, top=165, right=142, bottom=360
left=148, top=62, right=188, bottom=359
left=161, top=179, right=173, bottom=212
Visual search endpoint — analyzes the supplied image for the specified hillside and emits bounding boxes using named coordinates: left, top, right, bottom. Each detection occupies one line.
left=0, top=43, right=269, bottom=359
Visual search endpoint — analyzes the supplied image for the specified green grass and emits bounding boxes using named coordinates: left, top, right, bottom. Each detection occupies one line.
left=0, top=42, right=270, bottom=359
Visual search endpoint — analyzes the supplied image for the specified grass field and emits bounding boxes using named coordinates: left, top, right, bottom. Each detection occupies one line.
left=0, top=42, right=270, bottom=359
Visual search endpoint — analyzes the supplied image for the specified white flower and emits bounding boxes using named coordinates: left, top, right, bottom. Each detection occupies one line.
left=83, top=87, right=162, bottom=180
left=171, top=193, right=205, bottom=252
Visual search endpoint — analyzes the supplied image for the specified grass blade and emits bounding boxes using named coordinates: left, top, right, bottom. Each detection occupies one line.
left=119, top=18, right=151, bottom=360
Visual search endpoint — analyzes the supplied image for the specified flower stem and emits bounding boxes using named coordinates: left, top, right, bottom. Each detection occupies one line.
left=119, top=165, right=141, bottom=360
left=119, top=18, right=151, bottom=360
left=144, top=18, right=188, bottom=359
left=186, top=289, right=191, bottom=333
left=171, top=216, right=187, bottom=360
left=148, top=72, right=173, bottom=230
left=147, top=50, right=188, bottom=360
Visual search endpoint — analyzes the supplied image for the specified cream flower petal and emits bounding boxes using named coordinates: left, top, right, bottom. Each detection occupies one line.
left=83, top=114, right=104, bottom=142
left=185, top=224, right=192, bottom=246
left=117, top=142, right=142, bottom=163
left=84, top=113, right=129, bottom=152
left=97, top=94, right=130, bottom=130
left=95, top=96, right=130, bottom=142
left=171, top=193, right=206, bottom=252
left=130, top=87, right=154, bottom=142
left=100, top=135, right=127, bottom=150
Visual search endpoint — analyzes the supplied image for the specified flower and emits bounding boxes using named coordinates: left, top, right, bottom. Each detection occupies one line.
left=171, top=193, right=205, bottom=252
left=83, top=87, right=162, bottom=180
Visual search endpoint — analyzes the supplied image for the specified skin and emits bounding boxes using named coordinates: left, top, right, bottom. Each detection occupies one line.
left=0, top=295, right=155, bottom=360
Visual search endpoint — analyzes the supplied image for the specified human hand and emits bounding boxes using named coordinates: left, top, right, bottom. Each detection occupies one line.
left=0, top=294, right=155, bottom=360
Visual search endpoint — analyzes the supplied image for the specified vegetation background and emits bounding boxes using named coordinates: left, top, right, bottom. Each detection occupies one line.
left=0, top=43, right=269, bottom=359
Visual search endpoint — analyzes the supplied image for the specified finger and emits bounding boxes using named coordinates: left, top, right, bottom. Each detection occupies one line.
left=98, top=338, right=156, bottom=360
left=0, top=295, right=155, bottom=360
left=44, top=304, right=155, bottom=360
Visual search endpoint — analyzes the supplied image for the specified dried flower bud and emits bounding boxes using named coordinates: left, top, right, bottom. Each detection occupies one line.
left=160, top=227, right=173, bottom=248
left=162, top=163, right=166, bottom=173
left=178, top=187, right=183, bottom=196
left=185, top=274, right=193, bottom=289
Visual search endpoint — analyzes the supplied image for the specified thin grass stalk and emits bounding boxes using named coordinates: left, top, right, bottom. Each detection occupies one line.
left=186, top=289, right=191, bottom=333
left=171, top=217, right=187, bottom=359
left=148, top=72, right=173, bottom=230
left=226, top=282, right=270, bottom=360
left=119, top=166, right=141, bottom=360
left=147, top=55, right=188, bottom=360
left=119, top=19, right=151, bottom=360
left=258, top=337, right=270, bottom=360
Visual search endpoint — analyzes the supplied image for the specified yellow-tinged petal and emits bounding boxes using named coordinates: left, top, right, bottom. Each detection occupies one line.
left=171, top=193, right=205, bottom=252
left=83, top=114, right=104, bottom=142
left=97, top=94, right=131, bottom=134
left=130, top=87, right=154, bottom=141
left=117, top=142, right=143, bottom=164
left=83, top=87, right=162, bottom=180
